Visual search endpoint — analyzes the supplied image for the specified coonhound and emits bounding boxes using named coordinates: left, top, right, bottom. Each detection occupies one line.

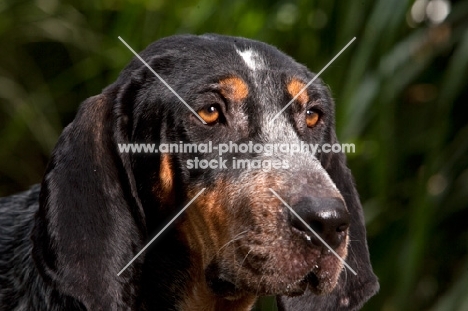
left=0, top=34, right=378, bottom=310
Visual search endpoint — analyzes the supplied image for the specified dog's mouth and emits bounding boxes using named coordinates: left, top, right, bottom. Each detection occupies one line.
left=205, top=259, right=337, bottom=299
left=206, top=273, right=308, bottom=299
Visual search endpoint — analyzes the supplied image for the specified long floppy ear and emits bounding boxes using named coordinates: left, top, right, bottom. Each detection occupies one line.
left=32, top=88, right=146, bottom=310
left=277, top=132, right=379, bottom=310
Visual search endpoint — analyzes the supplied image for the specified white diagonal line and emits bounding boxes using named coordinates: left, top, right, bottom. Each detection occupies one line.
left=117, top=188, right=206, bottom=276
left=268, top=188, right=357, bottom=275
left=118, top=36, right=207, bottom=124
left=270, top=37, right=356, bottom=124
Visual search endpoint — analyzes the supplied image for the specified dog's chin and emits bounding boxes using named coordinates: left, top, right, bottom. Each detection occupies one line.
left=205, top=262, right=338, bottom=299
left=273, top=271, right=339, bottom=297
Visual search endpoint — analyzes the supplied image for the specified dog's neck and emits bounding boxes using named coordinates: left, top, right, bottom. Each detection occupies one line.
left=178, top=278, right=257, bottom=311
left=178, top=253, right=257, bottom=311
left=140, top=228, right=256, bottom=310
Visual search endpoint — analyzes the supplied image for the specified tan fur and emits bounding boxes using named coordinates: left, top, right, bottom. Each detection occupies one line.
left=287, top=79, right=309, bottom=105
left=152, top=154, right=175, bottom=204
left=219, top=76, right=249, bottom=102
left=177, top=185, right=256, bottom=311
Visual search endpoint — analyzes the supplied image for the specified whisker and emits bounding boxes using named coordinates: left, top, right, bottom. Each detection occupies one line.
left=216, top=230, right=248, bottom=255
left=235, top=248, right=252, bottom=285
left=255, top=275, right=266, bottom=296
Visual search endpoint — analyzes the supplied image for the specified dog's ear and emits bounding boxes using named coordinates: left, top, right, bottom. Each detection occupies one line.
left=277, top=132, right=379, bottom=310
left=32, top=86, right=146, bottom=310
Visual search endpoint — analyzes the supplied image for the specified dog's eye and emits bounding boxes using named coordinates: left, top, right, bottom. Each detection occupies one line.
left=198, top=105, right=220, bottom=124
left=306, top=109, right=320, bottom=128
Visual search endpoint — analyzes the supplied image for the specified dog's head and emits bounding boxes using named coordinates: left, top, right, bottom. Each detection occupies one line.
left=33, top=34, right=378, bottom=310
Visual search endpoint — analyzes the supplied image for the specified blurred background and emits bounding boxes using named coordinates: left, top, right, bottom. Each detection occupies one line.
left=1, top=0, right=467, bottom=310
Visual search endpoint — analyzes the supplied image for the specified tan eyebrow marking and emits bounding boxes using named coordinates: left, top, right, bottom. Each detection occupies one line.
left=287, top=78, right=309, bottom=105
left=219, top=76, right=249, bottom=102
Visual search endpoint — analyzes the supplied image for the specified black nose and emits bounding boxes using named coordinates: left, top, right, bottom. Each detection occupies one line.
left=290, top=197, right=350, bottom=249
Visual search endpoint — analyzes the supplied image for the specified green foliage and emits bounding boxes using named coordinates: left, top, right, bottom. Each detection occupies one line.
left=1, top=0, right=468, bottom=309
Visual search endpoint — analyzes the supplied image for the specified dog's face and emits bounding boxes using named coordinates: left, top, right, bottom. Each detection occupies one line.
left=34, top=34, right=378, bottom=310
left=123, top=34, right=349, bottom=297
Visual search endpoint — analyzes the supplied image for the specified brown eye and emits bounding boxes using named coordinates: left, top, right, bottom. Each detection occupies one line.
left=306, top=109, right=320, bottom=128
left=198, top=105, right=220, bottom=124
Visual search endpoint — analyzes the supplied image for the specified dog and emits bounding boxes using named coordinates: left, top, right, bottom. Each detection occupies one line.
left=0, top=34, right=378, bottom=310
